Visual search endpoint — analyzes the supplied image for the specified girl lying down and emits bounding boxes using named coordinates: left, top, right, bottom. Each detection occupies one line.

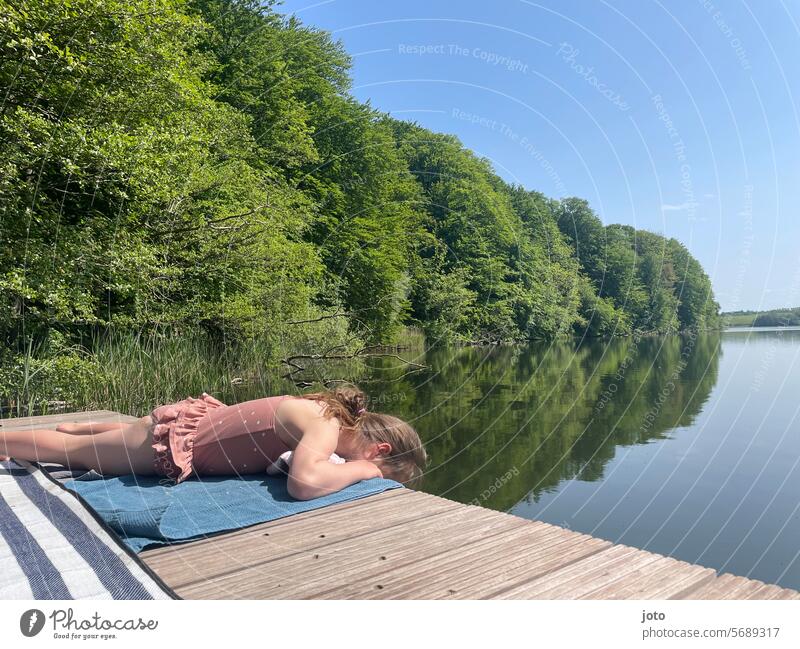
left=0, top=386, right=427, bottom=499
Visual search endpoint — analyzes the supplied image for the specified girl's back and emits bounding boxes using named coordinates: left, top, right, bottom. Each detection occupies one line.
left=190, top=395, right=294, bottom=478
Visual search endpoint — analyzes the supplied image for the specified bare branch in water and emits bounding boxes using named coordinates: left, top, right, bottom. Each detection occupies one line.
left=281, top=347, right=427, bottom=385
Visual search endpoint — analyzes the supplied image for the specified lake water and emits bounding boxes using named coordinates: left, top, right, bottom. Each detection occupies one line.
left=365, top=327, right=800, bottom=590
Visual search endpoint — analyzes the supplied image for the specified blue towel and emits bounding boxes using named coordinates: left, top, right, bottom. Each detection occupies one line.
left=63, top=474, right=403, bottom=553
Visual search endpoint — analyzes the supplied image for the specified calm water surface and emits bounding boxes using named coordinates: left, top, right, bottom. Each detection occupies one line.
left=365, top=328, right=800, bottom=590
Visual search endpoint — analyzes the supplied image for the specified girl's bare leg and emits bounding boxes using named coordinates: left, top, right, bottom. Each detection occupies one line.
left=55, top=421, right=128, bottom=434
left=1, top=416, right=157, bottom=476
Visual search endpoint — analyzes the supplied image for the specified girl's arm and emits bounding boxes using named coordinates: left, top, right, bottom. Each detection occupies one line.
left=279, top=403, right=381, bottom=500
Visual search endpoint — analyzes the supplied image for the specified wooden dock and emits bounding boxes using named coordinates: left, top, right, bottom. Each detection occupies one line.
left=3, top=410, right=799, bottom=600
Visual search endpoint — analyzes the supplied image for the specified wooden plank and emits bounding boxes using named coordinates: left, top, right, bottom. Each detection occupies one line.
left=175, top=504, right=528, bottom=599
left=461, top=532, right=611, bottom=600
left=0, top=411, right=137, bottom=431
left=494, top=544, right=660, bottom=599
left=315, top=518, right=562, bottom=599
left=715, top=576, right=773, bottom=600
left=531, top=548, right=667, bottom=599
left=747, top=583, right=793, bottom=600
left=180, top=505, right=525, bottom=599
left=689, top=573, right=798, bottom=600
left=306, top=518, right=544, bottom=599
left=579, top=555, right=716, bottom=600
left=141, top=490, right=461, bottom=587
left=684, top=573, right=738, bottom=599
left=491, top=544, right=640, bottom=599
left=323, top=522, right=610, bottom=600
left=412, top=526, right=608, bottom=600
left=636, top=563, right=717, bottom=600
left=741, top=582, right=800, bottom=600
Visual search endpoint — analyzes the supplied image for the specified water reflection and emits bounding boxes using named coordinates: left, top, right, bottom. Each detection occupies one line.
left=368, top=333, right=721, bottom=511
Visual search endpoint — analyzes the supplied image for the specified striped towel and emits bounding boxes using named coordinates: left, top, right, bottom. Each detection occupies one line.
left=0, top=459, right=177, bottom=600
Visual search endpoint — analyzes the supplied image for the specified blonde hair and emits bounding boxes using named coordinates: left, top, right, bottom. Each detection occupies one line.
left=298, top=385, right=427, bottom=488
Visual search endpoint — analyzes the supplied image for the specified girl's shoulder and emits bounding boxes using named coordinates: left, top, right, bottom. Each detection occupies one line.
left=273, top=395, right=338, bottom=446
left=275, top=395, right=327, bottom=421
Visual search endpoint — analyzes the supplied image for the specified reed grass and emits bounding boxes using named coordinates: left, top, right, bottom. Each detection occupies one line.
left=1, top=326, right=337, bottom=417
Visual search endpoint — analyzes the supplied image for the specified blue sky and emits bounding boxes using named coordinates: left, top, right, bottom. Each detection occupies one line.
left=278, top=0, right=800, bottom=312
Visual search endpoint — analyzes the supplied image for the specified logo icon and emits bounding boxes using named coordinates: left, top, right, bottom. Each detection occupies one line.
left=20, top=609, right=45, bottom=637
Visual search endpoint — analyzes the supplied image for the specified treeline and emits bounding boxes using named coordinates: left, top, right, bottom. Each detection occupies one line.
left=0, top=0, right=720, bottom=355
left=723, top=307, right=800, bottom=327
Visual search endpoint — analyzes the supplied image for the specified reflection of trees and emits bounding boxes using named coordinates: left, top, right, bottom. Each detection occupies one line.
left=366, top=333, right=721, bottom=511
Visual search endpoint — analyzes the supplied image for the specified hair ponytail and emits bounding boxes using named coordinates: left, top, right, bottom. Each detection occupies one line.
left=298, top=384, right=368, bottom=427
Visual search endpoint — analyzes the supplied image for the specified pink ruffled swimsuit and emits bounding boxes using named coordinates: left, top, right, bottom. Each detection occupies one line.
left=150, top=393, right=293, bottom=483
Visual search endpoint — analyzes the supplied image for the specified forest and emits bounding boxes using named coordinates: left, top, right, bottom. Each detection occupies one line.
left=723, top=307, right=800, bottom=327
left=0, top=0, right=720, bottom=411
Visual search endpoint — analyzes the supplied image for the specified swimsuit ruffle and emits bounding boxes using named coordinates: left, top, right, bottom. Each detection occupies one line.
left=150, top=392, right=227, bottom=484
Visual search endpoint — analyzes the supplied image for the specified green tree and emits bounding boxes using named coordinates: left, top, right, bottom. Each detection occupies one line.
left=0, top=0, right=720, bottom=366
